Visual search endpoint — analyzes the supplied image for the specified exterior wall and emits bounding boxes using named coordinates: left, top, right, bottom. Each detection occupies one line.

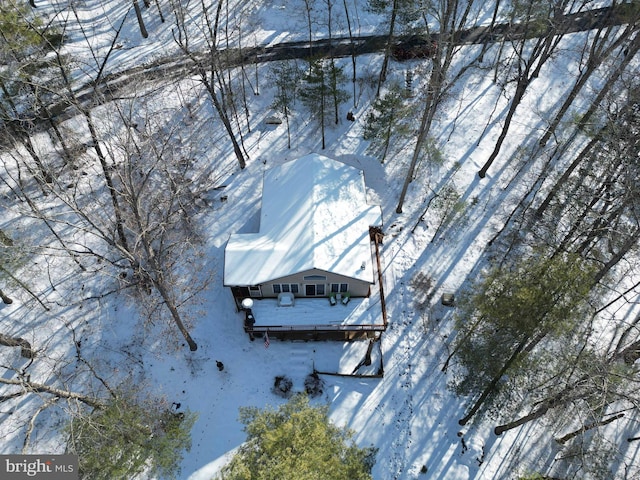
left=248, top=268, right=372, bottom=299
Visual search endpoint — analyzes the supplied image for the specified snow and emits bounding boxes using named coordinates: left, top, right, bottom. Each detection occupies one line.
left=223, top=154, right=382, bottom=286
left=250, top=291, right=383, bottom=328
left=1, top=1, right=640, bottom=480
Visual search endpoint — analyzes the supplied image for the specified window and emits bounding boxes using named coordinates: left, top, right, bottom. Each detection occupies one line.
left=249, top=285, right=262, bottom=297
left=272, top=284, right=299, bottom=295
left=303, top=275, right=327, bottom=281
left=330, top=283, right=349, bottom=293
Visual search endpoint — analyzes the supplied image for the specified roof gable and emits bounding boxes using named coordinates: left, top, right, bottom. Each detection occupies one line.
left=224, top=154, right=382, bottom=286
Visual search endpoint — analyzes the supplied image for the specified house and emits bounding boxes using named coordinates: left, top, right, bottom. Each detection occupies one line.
left=223, top=153, right=385, bottom=340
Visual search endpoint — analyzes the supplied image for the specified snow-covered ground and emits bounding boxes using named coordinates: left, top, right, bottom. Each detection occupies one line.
left=2, top=1, right=639, bottom=479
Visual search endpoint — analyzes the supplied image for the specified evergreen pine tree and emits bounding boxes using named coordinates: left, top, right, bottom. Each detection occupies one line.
left=300, top=59, right=348, bottom=149
left=269, top=61, right=302, bottom=148
left=363, top=83, right=411, bottom=162
left=218, top=394, right=377, bottom=480
left=65, top=392, right=196, bottom=480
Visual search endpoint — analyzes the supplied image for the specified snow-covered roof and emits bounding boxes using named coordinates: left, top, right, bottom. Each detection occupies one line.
left=224, top=154, right=382, bottom=286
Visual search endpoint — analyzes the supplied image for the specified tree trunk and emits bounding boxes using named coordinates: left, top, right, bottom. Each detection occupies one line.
left=479, top=0, right=501, bottom=63
left=554, top=166, right=618, bottom=254
left=575, top=194, right=626, bottom=257
left=0, top=81, right=51, bottom=183
left=0, top=289, right=12, bottom=304
left=11, top=181, right=86, bottom=271
left=611, top=339, right=640, bottom=366
left=151, top=274, right=198, bottom=351
left=539, top=21, right=636, bottom=147
left=556, top=413, right=626, bottom=444
left=319, top=64, right=327, bottom=149
left=0, top=377, right=103, bottom=408
left=593, top=228, right=640, bottom=285
left=377, top=0, right=398, bottom=96
left=303, top=0, right=314, bottom=59
left=199, top=61, right=247, bottom=169
left=395, top=0, right=471, bottom=213
left=35, top=93, right=76, bottom=166
left=381, top=117, right=393, bottom=163
left=534, top=133, right=601, bottom=218
left=493, top=371, right=589, bottom=436
left=495, top=338, right=640, bottom=436
left=154, top=0, right=164, bottom=22
left=477, top=77, right=528, bottom=178
left=0, top=265, right=50, bottom=311
left=133, top=0, right=149, bottom=38
left=39, top=11, right=132, bottom=253
left=127, top=180, right=199, bottom=351
left=396, top=50, right=444, bottom=213
left=83, top=110, right=131, bottom=252
left=479, top=30, right=561, bottom=178
left=494, top=401, right=554, bottom=435
left=575, top=31, right=640, bottom=132
left=459, top=333, right=544, bottom=426
left=479, top=0, right=573, bottom=178
left=331, top=61, right=340, bottom=125
left=172, top=0, right=247, bottom=169
left=342, top=0, right=357, bottom=107
left=285, top=111, right=292, bottom=149
left=0, top=333, right=33, bottom=358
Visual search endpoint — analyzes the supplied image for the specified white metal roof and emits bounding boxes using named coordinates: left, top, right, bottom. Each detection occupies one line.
left=223, top=154, right=382, bottom=286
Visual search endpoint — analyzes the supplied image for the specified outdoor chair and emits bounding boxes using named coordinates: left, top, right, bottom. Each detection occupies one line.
left=329, top=293, right=337, bottom=306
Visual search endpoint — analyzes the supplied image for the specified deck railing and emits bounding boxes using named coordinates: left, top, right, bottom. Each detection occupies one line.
left=247, top=323, right=386, bottom=332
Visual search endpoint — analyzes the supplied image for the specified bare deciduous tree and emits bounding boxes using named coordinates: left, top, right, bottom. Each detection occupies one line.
left=396, top=0, right=478, bottom=213
left=478, top=0, right=574, bottom=178
left=107, top=107, right=209, bottom=351
left=171, top=0, right=248, bottom=169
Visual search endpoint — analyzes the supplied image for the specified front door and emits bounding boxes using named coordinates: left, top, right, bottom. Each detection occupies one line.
left=305, top=284, right=325, bottom=296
